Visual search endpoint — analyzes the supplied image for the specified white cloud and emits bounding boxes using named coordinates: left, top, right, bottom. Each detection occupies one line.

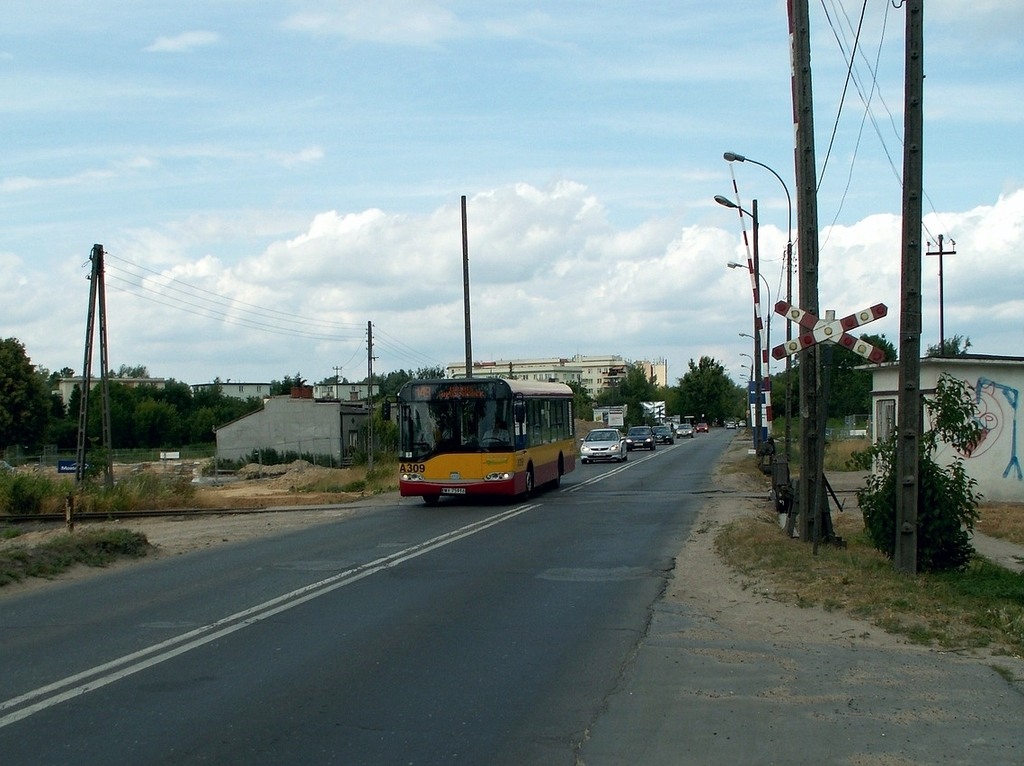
left=282, top=2, right=462, bottom=46
left=7, top=180, right=1024, bottom=385
left=145, top=31, right=220, bottom=53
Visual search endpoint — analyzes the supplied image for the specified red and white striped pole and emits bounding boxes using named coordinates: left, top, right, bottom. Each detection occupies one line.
left=725, top=167, right=772, bottom=446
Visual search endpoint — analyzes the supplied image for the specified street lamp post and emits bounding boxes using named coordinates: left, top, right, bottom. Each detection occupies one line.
left=715, top=195, right=764, bottom=452
left=739, top=352, right=754, bottom=379
left=731, top=266, right=771, bottom=366
left=724, top=152, right=794, bottom=460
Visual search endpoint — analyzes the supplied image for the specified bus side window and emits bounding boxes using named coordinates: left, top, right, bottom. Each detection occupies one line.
left=529, top=400, right=543, bottom=446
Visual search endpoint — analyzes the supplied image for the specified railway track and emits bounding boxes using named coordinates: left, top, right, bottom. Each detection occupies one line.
left=1, top=504, right=325, bottom=526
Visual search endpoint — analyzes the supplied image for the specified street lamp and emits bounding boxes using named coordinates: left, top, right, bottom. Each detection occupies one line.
left=739, top=352, right=754, bottom=381
left=724, top=151, right=793, bottom=459
left=730, top=265, right=772, bottom=358
left=716, top=195, right=765, bottom=451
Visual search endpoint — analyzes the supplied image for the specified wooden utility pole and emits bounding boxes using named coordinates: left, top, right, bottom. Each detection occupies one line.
left=787, top=0, right=825, bottom=541
left=74, top=244, right=113, bottom=489
left=926, top=234, right=956, bottom=352
left=895, top=0, right=924, bottom=574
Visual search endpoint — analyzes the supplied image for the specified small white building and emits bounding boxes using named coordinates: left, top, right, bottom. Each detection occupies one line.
left=215, top=395, right=368, bottom=464
left=869, top=355, right=1023, bottom=502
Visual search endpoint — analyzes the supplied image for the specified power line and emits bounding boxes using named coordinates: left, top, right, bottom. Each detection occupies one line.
left=100, top=251, right=444, bottom=371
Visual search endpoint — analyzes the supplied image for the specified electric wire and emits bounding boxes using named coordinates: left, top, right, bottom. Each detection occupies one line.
left=816, top=0, right=951, bottom=247
left=99, top=252, right=444, bottom=372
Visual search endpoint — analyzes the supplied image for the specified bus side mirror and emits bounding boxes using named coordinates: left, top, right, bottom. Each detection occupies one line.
left=514, top=401, right=526, bottom=425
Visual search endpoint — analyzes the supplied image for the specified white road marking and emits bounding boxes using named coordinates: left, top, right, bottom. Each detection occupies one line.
left=0, top=502, right=540, bottom=729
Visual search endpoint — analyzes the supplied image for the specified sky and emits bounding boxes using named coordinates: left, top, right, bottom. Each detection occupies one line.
left=3, top=1, right=1022, bottom=390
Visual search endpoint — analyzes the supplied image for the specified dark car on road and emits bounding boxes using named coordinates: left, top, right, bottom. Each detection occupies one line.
left=652, top=425, right=675, bottom=445
left=625, top=426, right=656, bottom=451
left=695, top=421, right=710, bottom=433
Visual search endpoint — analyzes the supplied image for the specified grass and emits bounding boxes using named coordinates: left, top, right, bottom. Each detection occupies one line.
left=717, top=438, right=1024, bottom=655
left=977, top=503, right=1024, bottom=546
left=0, top=529, right=151, bottom=587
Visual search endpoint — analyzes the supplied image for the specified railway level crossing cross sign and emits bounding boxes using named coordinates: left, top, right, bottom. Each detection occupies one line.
left=771, top=301, right=889, bottom=363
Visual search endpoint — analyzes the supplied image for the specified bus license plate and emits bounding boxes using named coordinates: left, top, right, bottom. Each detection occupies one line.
left=442, top=487, right=466, bottom=495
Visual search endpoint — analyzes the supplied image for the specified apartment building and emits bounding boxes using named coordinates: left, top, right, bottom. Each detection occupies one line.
left=446, top=354, right=668, bottom=398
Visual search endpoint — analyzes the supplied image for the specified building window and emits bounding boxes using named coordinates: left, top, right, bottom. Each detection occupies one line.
left=875, top=398, right=896, bottom=442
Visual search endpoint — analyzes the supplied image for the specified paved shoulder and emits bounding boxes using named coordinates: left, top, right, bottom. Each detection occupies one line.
left=580, top=474, right=1024, bottom=766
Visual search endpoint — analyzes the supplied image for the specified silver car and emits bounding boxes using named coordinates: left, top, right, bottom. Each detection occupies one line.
left=580, top=428, right=627, bottom=463
left=676, top=423, right=695, bottom=439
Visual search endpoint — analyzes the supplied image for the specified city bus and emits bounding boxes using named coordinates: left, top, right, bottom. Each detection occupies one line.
left=395, top=377, right=576, bottom=504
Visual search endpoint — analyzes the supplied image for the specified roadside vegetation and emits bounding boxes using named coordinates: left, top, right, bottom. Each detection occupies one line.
left=0, top=457, right=399, bottom=589
left=717, top=435, right=1024, bottom=656
left=0, top=528, right=150, bottom=587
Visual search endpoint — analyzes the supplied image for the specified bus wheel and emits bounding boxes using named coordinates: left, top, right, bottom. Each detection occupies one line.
left=523, top=467, right=535, bottom=498
left=550, top=455, right=564, bottom=488
left=423, top=495, right=439, bottom=506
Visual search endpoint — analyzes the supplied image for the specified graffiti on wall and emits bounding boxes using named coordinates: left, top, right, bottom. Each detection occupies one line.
left=963, top=377, right=1022, bottom=482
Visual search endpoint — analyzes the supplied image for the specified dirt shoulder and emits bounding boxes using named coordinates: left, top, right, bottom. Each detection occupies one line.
left=665, top=450, right=912, bottom=651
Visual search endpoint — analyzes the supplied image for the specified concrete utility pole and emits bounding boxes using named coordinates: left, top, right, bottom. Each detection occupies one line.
left=895, top=0, right=924, bottom=574
left=75, top=244, right=114, bottom=489
left=367, top=321, right=375, bottom=472
left=462, top=195, right=473, bottom=378
left=788, top=0, right=825, bottom=541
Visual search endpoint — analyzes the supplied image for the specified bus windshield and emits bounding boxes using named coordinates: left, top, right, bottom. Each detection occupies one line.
left=399, top=396, right=514, bottom=461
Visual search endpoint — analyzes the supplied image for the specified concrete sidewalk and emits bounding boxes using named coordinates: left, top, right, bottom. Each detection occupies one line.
left=972, top=529, right=1024, bottom=573
left=578, top=464, right=1024, bottom=765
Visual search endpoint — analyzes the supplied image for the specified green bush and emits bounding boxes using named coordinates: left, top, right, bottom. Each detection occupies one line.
left=0, top=472, right=70, bottom=515
left=857, top=374, right=982, bottom=573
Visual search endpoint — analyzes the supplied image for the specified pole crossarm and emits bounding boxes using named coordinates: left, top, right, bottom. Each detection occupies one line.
left=771, top=301, right=888, bottom=362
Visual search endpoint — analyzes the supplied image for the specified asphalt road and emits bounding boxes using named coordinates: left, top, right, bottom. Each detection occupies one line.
left=0, top=433, right=728, bottom=765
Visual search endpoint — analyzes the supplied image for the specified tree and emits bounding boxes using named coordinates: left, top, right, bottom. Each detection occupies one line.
left=823, top=333, right=897, bottom=419
left=856, top=374, right=982, bottom=573
left=673, top=356, right=735, bottom=425
left=926, top=334, right=972, bottom=358
left=0, top=338, right=51, bottom=452
left=133, top=398, right=182, bottom=447
left=116, top=363, right=150, bottom=378
left=566, top=380, right=594, bottom=422
left=595, top=362, right=660, bottom=426
left=270, top=373, right=306, bottom=395
left=376, top=369, right=416, bottom=398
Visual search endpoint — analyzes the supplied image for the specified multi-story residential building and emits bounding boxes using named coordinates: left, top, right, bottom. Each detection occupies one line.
left=312, top=382, right=371, bottom=402
left=56, top=376, right=167, bottom=407
left=191, top=381, right=271, bottom=401
left=445, top=354, right=668, bottom=398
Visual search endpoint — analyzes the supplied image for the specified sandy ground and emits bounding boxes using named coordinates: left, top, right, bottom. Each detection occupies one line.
left=666, top=460, right=917, bottom=652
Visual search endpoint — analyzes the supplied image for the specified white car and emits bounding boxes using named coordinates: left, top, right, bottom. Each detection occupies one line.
left=675, top=423, right=695, bottom=439
left=580, top=428, right=627, bottom=463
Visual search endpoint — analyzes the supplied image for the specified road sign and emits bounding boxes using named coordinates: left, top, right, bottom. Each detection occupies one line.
left=771, top=301, right=888, bottom=363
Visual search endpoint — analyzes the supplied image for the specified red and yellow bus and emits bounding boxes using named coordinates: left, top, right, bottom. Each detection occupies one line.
left=395, top=378, right=576, bottom=504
